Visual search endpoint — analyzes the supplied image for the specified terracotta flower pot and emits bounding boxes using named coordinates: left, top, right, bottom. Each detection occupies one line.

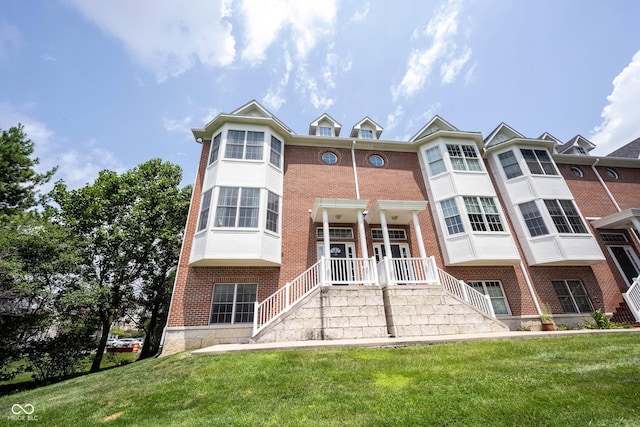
left=541, top=322, right=555, bottom=331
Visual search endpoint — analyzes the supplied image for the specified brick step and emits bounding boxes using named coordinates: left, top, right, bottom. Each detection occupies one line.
left=611, top=301, right=639, bottom=324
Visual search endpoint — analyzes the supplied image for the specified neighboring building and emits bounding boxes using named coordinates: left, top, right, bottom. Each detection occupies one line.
left=162, top=100, right=640, bottom=354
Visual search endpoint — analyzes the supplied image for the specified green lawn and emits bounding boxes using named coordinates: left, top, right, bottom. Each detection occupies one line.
left=1, top=333, right=639, bottom=426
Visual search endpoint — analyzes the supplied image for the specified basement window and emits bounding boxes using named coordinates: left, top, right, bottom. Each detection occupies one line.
left=210, top=283, right=257, bottom=324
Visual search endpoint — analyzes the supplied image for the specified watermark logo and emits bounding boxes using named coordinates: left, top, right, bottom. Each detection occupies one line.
left=8, top=403, right=37, bottom=421
left=11, top=404, right=34, bottom=415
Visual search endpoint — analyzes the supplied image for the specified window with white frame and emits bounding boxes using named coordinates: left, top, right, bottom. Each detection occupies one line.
left=361, top=129, right=374, bottom=139
left=441, top=198, right=464, bottom=235
left=210, top=283, right=257, bottom=324
left=208, top=133, right=221, bottom=165
left=315, top=227, right=354, bottom=239
left=225, top=130, right=264, bottom=160
left=214, top=187, right=260, bottom=228
left=520, top=149, right=557, bottom=175
left=498, top=150, right=523, bottom=179
left=446, top=144, right=482, bottom=171
left=600, top=233, right=627, bottom=243
left=518, top=201, right=549, bottom=237
left=318, top=126, right=332, bottom=136
left=371, top=229, right=407, bottom=240
left=266, top=191, right=279, bottom=233
left=543, top=199, right=587, bottom=234
left=463, top=197, right=504, bottom=232
left=197, top=189, right=212, bottom=232
left=551, top=280, right=594, bottom=313
left=467, top=281, right=511, bottom=315
left=426, top=146, right=446, bottom=176
left=269, top=135, right=282, bottom=168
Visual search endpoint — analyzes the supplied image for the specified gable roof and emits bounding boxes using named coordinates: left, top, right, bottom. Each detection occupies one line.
left=484, top=123, right=525, bottom=148
left=192, top=99, right=294, bottom=141
left=409, top=115, right=459, bottom=142
left=350, top=116, right=383, bottom=139
left=309, top=113, right=342, bottom=136
left=607, top=136, right=640, bottom=159
left=557, top=135, right=596, bottom=154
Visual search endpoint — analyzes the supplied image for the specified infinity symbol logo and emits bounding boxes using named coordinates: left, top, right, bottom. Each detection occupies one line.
left=11, top=404, right=35, bottom=415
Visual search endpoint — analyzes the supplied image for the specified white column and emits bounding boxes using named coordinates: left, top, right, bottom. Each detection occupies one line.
left=631, top=219, right=640, bottom=249
left=379, top=211, right=392, bottom=260
left=322, top=209, right=331, bottom=285
left=412, top=211, right=427, bottom=259
left=357, top=210, right=368, bottom=259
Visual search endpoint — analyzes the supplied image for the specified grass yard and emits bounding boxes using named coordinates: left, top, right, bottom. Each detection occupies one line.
left=1, top=332, right=639, bottom=426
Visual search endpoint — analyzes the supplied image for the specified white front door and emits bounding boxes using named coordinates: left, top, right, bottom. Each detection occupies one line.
left=317, top=242, right=356, bottom=285
left=374, top=243, right=413, bottom=284
left=608, top=245, right=640, bottom=287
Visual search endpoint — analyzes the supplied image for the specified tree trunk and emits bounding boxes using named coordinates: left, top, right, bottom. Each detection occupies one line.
left=90, top=313, right=112, bottom=372
left=138, top=303, right=160, bottom=359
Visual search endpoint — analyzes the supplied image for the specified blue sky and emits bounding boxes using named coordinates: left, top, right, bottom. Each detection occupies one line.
left=1, top=0, right=639, bottom=188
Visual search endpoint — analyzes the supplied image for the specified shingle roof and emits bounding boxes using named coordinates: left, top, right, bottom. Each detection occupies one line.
left=607, top=137, right=640, bottom=159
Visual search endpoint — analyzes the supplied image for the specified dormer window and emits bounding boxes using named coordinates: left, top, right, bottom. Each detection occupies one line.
left=361, top=129, right=374, bottom=139
left=318, top=126, right=332, bottom=137
left=575, top=146, right=587, bottom=155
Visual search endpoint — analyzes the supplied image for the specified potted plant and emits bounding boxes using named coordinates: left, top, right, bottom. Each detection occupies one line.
left=540, top=304, right=555, bottom=331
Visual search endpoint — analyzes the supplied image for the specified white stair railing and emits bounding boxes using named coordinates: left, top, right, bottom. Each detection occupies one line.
left=622, top=276, right=640, bottom=322
left=437, top=266, right=495, bottom=318
left=253, top=259, right=321, bottom=335
left=253, top=257, right=379, bottom=335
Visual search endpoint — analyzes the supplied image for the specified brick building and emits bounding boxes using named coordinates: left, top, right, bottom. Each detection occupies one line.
left=162, top=100, right=640, bottom=354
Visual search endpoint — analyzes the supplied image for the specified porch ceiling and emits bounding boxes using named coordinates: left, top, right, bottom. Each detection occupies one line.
left=365, top=200, right=428, bottom=225
left=311, top=198, right=370, bottom=223
left=591, top=208, right=640, bottom=229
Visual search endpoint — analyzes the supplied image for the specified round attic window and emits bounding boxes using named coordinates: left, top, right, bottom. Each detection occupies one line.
left=606, top=168, right=619, bottom=179
left=322, top=151, right=338, bottom=165
left=570, top=167, right=583, bottom=178
left=369, top=154, right=384, bottom=167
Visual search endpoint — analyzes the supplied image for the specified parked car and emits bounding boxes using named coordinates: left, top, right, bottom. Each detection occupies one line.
left=116, top=338, right=137, bottom=348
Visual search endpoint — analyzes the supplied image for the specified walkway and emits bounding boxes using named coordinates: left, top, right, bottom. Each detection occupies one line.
left=190, top=328, right=639, bottom=355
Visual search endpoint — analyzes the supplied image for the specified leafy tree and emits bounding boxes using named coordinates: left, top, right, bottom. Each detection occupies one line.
left=0, top=125, right=59, bottom=380
left=53, top=159, right=189, bottom=371
left=0, top=124, right=56, bottom=216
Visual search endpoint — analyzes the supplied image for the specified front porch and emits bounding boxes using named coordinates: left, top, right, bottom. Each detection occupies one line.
left=252, top=255, right=506, bottom=343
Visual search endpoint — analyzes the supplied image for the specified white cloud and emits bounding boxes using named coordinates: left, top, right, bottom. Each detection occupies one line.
left=441, top=46, right=471, bottom=84
left=296, top=65, right=334, bottom=110
left=65, top=0, right=236, bottom=82
left=163, top=116, right=193, bottom=133
left=386, top=106, right=405, bottom=132
left=348, top=3, right=370, bottom=25
left=590, top=50, right=640, bottom=155
left=0, top=21, right=22, bottom=59
left=0, top=103, right=126, bottom=189
left=392, top=0, right=470, bottom=100
left=239, top=0, right=337, bottom=65
left=262, top=51, right=293, bottom=111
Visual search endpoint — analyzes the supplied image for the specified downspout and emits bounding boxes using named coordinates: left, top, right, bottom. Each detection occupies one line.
left=590, top=158, right=640, bottom=246
left=352, top=140, right=360, bottom=199
left=520, top=260, right=542, bottom=316
left=591, top=158, right=621, bottom=212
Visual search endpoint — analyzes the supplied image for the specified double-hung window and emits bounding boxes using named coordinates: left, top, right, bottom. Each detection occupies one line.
left=225, top=130, right=264, bottom=160
left=270, top=136, right=282, bottom=168
left=441, top=198, right=464, bottom=235
left=361, top=129, right=374, bottom=139
left=318, top=126, right=332, bottom=136
left=463, top=197, right=504, bottom=232
left=215, top=187, right=260, bottom=228
left=468, top=281, right=511, bottom=315
left=426, top=146, right=445, bottom=176
left=498, top=150, right=523, bottom=179
left=208, top=133, right=221, bottom=165
left=520, top=149, right=557, bottom=175
left=552, top=280, right=594, bottom=313
left=544, top=199, right=587, bottom=234
left=197, top=189, right=212, bottom=232
left=266, top=191, right=279, bottom=233
left=447, top=144, right=482, bottom=171
left=210, top=283, right=258, bottom=324
left=519, top=201, right=549, bottom=237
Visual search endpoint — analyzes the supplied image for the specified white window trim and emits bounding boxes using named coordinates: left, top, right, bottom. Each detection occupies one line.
left=467, top=280, right=511, bottom=316
left=446, top=143, right=483, bottom=172
left=214, top=187, right=261, bottom=229
left=209, top=283, right=258, bottom=325
left=315, top=227, right=354, bottom=240
left=551, top=279, right=594, bottom=313
left=224, top=130, right=265, bottom=161
left=371, top=228, right=407, bottom=240
left=462, top=196, right=506, bottom=233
